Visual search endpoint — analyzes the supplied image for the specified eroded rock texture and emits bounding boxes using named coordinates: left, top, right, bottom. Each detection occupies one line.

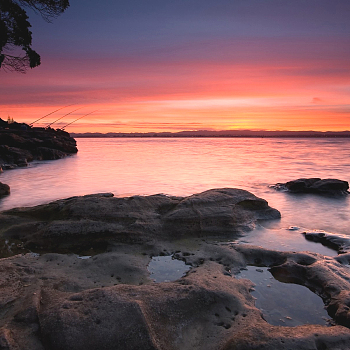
left=0, top=189, right=280, bottom=254
left=1, top=189, right=350, bottom=350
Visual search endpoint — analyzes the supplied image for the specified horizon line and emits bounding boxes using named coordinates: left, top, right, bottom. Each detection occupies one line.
left=70, top=129, right=350, bottom=138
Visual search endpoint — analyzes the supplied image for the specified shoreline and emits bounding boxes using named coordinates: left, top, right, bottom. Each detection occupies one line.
left=1, top=189, right=350, bottom=349
left=71, top=134, right=350, bottom=138
left=0, top=123, right=77, bottom=171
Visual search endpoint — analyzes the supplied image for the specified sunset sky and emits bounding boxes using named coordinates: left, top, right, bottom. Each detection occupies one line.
left=1, top=0, right=350, bottom=133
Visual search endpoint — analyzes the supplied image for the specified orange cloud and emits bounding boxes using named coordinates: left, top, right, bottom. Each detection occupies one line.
left=1, top=37, right=350, bottom=133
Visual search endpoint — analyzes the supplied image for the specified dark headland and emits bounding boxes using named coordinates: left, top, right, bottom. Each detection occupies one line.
left=0, top=118, right=77, bottom=171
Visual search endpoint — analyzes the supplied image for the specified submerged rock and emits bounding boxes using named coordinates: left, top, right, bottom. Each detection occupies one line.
left=0, top=182, right=10, bottom=196
left=272, top=178, right=349, bottom=196
left=303, top=230, right=350, bottom=254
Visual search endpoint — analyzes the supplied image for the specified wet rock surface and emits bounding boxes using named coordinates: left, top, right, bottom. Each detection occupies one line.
left=1, top=189, right=350, bottom=349
left=303, top=230, right=350, bottom=254
left=272, top=178, right=349, bottom=196
left=0, top=182, right=10, bottom=197
left=0, top=125, right=77, bottom=169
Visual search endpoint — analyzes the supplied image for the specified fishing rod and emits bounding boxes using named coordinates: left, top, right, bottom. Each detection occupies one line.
left=29, top=104, right=74, bottom=126
left=60, top=110, right=99, bottom=130
left=45, top=106, right=84, bottom=128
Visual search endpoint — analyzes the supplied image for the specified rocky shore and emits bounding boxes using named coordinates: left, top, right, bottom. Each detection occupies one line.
left=0, top=119, right=77, bottom=171
left=0, top=182, right=10, bottom=197
left=1, top=188, right=350, bottom=349
left=272, top=178, right=349, bottom=196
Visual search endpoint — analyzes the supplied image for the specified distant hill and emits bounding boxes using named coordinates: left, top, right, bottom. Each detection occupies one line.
left=70, top=130, right=350, bottom=138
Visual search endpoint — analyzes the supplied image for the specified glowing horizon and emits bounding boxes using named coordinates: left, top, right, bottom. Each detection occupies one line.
left=1, top=1, right=349, bottom=133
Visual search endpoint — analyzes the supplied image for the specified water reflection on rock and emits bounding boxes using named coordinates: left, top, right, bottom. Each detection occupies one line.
left=236, top=266, right=331, bottom=327
left=237, top=225, right=337, bottom=257
left=148, top=255, right=191, bottom=282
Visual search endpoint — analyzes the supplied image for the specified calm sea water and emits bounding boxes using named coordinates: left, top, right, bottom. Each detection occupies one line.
left=1, top=138, right=349, bottom=245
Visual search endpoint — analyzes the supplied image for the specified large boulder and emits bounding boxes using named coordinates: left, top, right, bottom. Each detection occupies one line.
left=272, top=178, right=349, bottom=196
left=0, top=189, right=280, bottom=254
left=162, top=188, right=280, bottom=236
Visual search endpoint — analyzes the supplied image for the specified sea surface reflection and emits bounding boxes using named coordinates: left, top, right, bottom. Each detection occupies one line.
left=0, top=138, right=349, bottom=238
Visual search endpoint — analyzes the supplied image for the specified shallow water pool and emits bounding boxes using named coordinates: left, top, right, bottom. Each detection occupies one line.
left=147, top=255, right=191, bottom=282
left=236, top=266, right=331, bottom=327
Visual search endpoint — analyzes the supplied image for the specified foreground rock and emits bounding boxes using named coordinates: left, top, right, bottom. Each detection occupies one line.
left=1, top=244, right=350, bottom=349
left=0, top=121, right=77, bottom=169
left=235, top=245, right=350, bottom=329
left=0, top=182, right=10, bottom=197
left=1, top=189, right=350, bottom=349
left=0, top=188, right=280, bottom=254
left=272, top=178, right=349, bottom=196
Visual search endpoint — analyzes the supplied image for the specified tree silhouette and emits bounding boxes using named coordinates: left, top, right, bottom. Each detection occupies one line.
left=0, top=0, right=69, bottom=73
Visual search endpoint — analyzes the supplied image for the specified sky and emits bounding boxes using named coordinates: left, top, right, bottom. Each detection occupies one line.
left=1, top=0, right=350, bottom=133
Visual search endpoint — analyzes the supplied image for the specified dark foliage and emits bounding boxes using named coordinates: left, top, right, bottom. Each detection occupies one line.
left=0, top=0, right=69, bottom=72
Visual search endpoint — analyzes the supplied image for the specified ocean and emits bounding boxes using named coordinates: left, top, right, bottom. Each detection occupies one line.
left=0, top=137, right=349, bottom=254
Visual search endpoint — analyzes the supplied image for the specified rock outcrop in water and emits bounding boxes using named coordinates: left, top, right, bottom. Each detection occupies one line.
left=302, top=230, right=350, bottom=254
left=0, top=120, right=77, bottom=169
left=0, top=188, right=280, bottom=254
left=0, top=182, right=10, bottom=197
left=272, top=178, right=349, bottom=196
left=1, top=189, right=350, bottom=349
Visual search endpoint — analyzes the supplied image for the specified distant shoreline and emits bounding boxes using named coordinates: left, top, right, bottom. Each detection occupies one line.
left=70, top=130, right=350, bottom=138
